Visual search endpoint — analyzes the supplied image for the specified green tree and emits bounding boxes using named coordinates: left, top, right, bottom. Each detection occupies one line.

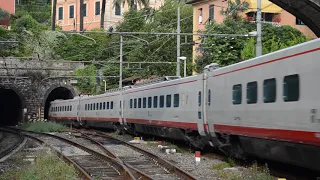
left=113, top=0, right=149, bottom=10
left=74, top=65, right=97, bottom=93
left=0, top=8, right=10, bottom=21
left=196, top=18, right=307, bottom=72
left=220, top=0, right=249, bottom=21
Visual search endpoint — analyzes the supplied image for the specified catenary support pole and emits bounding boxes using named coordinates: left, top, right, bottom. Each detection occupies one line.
left=119, top=34, right=123, bottom=88
left=176, top=6, right=181, bottom=77
left=256, top=0, right=262, bottom=57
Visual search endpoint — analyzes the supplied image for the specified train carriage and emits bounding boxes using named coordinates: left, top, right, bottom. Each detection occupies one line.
left=48, top=38, right=320, bottom=172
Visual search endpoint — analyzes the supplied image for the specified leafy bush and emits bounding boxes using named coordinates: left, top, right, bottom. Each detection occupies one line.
left=19, top=121, right=67, bottom=132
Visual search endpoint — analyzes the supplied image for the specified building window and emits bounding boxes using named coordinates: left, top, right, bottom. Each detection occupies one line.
left=247, top=82, right=257, bottom=104
left=58, top=7, right=63, bottom=20
left=263, top=12, right=273, bottom=22
left=198, top=8, right=203, bottom=24
left=148, top=97, right=152, bottom=108
left=83, top=3, right=87, bottom=16
left=173, top=94, right=179, bottom=107
left=209, top=5, right=214, bottom=23
left=153, top=96, right=158, bottom=108
left=69, top=5, right=74, bottom=18
left=283, top=74, right=299, bottom=102
left=159, top=95, right=164, bottom=108
left=263, top=78, right=276, bottom=103
left=166, top=95, right=171, bottom=107
left=143, top=97, right=146, bottom=108
left=95, top=1, right=101, bottom=15
left=233, top=84, right=242, bottom=105
left=115, top=3, right=121, bottom=16
left=296, top=18, right=304, bottom=25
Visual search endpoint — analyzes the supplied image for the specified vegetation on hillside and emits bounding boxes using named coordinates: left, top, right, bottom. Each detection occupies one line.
left=0, top=0, right=309, bottom=94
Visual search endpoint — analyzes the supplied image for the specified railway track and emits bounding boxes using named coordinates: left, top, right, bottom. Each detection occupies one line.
left=7, top=128, right=142, bottom=180
left=70, top=129, right=197, bottom=180
left=0, top=127, right=26, bottom=162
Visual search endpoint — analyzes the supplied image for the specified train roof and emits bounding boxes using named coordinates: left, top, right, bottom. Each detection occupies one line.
left=50, top=38, right=319, bottom=104
left=207, top=38, right=320, bottom=75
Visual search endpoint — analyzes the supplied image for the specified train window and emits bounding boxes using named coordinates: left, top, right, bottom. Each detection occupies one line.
left=208, top=89, right=211, bottom=106
left=94, top=103, right=96, bottom=110
left=96, top=103, right=99, bottom=110
left=134, top=99, right=137, bottom=108
left=283, top=74, right=299, bottom=102
left=103, top=102, right=106, bottom=110
left=263, top=78, right=276, bottom=103
left=160, top=95, right=164, bottom=108
left=100, top=103, right=102, bottom=110
left=90, top=104, right=92, bottom=110
left=67, top=106, right=69, bottom=111
left=166, top=95, right=172, bottom=107
left=111, top=101, right=113, bottom=109
left=153, top=96, right=158, bottom=108
left=198, top=91, right=201, bottom=106
left=130, top=99, right=133, bottom=109
left=148, top=97, right=152, bottom=108
left=85, top=104, right=87, bottom=111
left=143, top=97, right=146, bottom=108
left=232, top=84, right=242, bottom=105
left=138, top=98, right=142, bottom=108
left=174, top=94, right=179, bottom=107
left=70, top=106, right=72, bottom=111
left=107, top=102, right=110, bottom=109
left=247, top=81, right=257, bottom=104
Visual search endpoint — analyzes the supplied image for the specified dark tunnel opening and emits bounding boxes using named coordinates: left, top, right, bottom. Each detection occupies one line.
left=44, top=87, right=74, bottom=120
left=0, top=88, right=23, bottom=126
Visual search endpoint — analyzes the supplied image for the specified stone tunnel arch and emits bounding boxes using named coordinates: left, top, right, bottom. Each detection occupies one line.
left=0, top=86, right=26, bottom=126
left=43, top=86, right=76, bottom=120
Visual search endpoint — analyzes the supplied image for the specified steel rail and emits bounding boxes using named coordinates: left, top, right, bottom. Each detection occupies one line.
left=23, top=133, right=92, bottom=180
left=18, top=129, right=137, bottom=180
left=0, top=128, right=25, bottom=161
left=82, top=130, right=198, bottom=180
left=76, top=132, right=152, bottom=180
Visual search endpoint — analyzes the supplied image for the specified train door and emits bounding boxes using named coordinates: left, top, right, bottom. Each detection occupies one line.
left=197, top=89, right=206, bottom=136
left=77, top=96, right=81, bottom=122
left=119, top=99, right=125, bottom=125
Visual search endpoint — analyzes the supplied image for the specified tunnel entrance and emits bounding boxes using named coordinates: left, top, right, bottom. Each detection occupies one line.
left=44, top=87, right=74, bottom=120
left=0, top=88, right=23, bottom=126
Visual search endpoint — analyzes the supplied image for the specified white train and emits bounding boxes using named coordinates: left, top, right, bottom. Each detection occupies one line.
left=49, top=38, right=320, bottom=172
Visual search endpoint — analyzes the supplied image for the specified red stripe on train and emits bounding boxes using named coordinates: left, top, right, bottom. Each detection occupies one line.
left=214, top=124, right=320, bottom=146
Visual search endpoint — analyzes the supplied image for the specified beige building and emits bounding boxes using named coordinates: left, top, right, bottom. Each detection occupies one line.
left=186, top=0, right=317, bottom=68
left=55, top=0, right=164, bottom=31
